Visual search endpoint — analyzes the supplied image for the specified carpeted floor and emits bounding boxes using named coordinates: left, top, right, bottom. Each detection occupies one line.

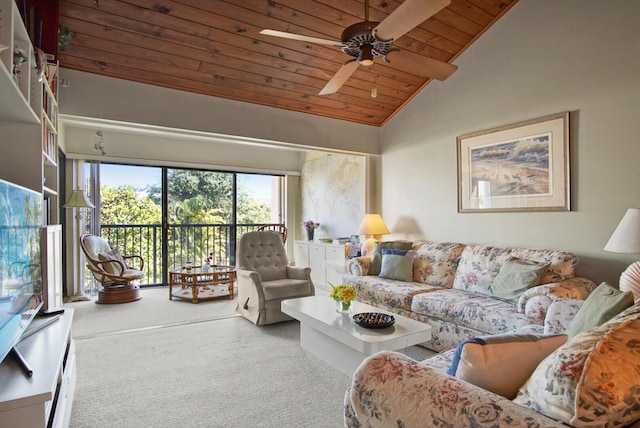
left=66, top=286, right=240, bottom=339
left=65, top=287, right=433, bottom=427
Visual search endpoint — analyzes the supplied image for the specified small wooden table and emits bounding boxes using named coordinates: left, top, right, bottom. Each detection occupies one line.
left=169, top=265, right=236, bottom=304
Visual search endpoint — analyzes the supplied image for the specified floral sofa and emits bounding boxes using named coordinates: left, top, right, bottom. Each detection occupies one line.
left=345, top=241, right=596, bottom=351
left=344, top=303, right=640, bottom=427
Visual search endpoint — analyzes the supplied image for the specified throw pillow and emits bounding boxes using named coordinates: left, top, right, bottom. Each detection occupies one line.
left=98, top=248, right=126, bottom=275
left=489, top=257, right=550, bottom=305
left=369, top=241, right=413, bottom=276
left=378, top=250, right=415, bottom=282
left=565, top=281, right=634, bottom=338
left=446, top=333, right=567, bottom=399
left=514, top=305, right=640, bottom=427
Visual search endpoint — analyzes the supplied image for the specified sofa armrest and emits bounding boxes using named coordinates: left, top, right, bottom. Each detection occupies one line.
left=542, top=298, right=585, bottom=334
left=345, top=351, right=564, bottom=428
left=518, top=278, right=596, bottom=331
left=517, top=276, right=596, bottom=321
left=346, top=256, right=371, bottom=276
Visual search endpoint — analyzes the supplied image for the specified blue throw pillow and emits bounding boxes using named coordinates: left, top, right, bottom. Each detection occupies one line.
left=378, top=250, right=414, bottom=282
left=381, top=248, right=409, bottom=256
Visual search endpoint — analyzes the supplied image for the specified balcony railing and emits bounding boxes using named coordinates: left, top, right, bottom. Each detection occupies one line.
left=93, top=223, right=271, bottom=287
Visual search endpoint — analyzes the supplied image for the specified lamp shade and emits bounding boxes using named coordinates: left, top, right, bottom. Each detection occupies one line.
left=63, top=189, right=95, bottom=209
left=357, top=214, right=390, bottom=236
left=604, top=208, right=640, bottom=253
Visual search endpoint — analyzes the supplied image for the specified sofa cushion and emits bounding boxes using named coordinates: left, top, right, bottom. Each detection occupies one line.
left=369, top=241, right=413, bottom=276
left=378, top=250, right=414, bottom=282
left=453, top=245, right=577, bottom=295
left=411, top=288, right=535, bottom=335
left=447, top=333, right=567, bottom=399
left=514, top=305, right=640, bottom=427
left=98, top=249, right=126, bottom=274
left=489, top=257, right=550, bottom=305
left=347, top=275, right=440, bottom=313
left=565, top=281, right=634, bottom=338
left=412, top=242, right=466, bottom=287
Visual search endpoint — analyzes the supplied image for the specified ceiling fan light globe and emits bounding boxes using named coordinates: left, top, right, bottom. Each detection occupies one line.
left=358, top=44, right=374, bottom=66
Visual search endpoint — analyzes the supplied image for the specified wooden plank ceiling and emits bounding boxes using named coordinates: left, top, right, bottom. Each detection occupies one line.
left=58, top=0, right=518, bottom=127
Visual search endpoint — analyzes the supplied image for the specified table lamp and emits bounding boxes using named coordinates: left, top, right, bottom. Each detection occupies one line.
left=604, top=207, right=640, bottom=300
left=357, top=214, right=390, bottom=256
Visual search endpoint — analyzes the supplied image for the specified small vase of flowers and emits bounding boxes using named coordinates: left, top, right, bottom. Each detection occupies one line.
left=202, top=251, right=214, bottom=272
left=329, top=283, right=357, bottom=313
left=302, top=220, right=319, bottom=241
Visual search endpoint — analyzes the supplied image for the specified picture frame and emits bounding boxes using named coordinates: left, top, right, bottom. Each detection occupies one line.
left=457, top=112, right=570, bottom=213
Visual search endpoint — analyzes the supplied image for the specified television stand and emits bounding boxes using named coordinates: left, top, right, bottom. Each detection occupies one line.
left=0, top=309, right=75, bottom=428
left=9, top=347, right=33, bottom=377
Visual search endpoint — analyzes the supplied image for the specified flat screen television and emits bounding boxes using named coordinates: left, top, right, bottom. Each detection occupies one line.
left=0, top=178, right=43, bottom=365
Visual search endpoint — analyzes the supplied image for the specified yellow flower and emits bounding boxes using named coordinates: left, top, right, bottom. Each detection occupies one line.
left=329, top=283, right=357, bottom=303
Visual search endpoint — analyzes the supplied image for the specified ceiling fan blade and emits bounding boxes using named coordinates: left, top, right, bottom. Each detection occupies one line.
left=259, top=29, right=346, bottom=47
left=373, top=0, right=451, bottom=42
left=384, top=50, right=457, bottom=81
left=319, top=60, right=360, bottom=95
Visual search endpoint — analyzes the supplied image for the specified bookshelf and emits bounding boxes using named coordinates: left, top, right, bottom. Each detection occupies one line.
left=0, top=0, right=59, bottom=225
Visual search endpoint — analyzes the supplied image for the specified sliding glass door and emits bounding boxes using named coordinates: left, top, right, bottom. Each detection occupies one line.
left=165, top=168, right=235, bottom=274
left=89, top=162, right=283, bottom=289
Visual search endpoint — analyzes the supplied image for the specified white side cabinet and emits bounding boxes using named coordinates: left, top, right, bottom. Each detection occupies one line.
left=0, top=309, right=76, bottom=428
left=295, top=241, right=346, bottom=289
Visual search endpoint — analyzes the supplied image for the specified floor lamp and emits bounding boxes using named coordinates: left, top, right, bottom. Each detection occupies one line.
left=64, top=188, right=95, bottom=302
left=604, top=208, right=640, bottom=300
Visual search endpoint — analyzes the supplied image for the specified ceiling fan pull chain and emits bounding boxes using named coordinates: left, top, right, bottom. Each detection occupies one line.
left=371, top=63, right=378, bottom=98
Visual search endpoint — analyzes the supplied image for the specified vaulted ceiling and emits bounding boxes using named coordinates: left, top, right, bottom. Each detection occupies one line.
left=58, top=0, right=518, bottom=127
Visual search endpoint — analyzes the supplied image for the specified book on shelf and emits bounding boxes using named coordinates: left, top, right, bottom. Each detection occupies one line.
left=332, top=237, right=350, bottom=244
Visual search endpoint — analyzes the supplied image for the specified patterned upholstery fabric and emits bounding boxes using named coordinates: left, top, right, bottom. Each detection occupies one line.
left=347, top=274, right=441, bottom=313
left=411, top=241, right=466, bottom=287
left=344, top=351, right=566, bottom=428
left=514, top=305, right=640, bottom=427
left=543, top=298, right=585, bottom=334
left=344, top=241, right=595, bottom=352
left=519, top=277, right=596, bottom=314
left=452, top=245, right=578, bottom=295
left=347, top=255, right=371, bottom=276
left=411, top=314, right=488, bottom=352
left=345, top=307, right=640, bottom=427
left=412, top=288, right=535, bottom=334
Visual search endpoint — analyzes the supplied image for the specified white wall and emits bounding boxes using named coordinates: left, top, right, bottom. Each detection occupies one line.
left=59, top=69, right=380, bottom=155
left=380, top=0, right=640, bottom=285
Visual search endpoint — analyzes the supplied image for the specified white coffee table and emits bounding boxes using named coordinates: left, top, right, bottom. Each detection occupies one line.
left=281, top=296, right=431, bottom=375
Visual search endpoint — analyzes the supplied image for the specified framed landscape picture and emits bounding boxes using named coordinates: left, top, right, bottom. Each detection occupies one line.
left=457, top=112, right=570, bottom=213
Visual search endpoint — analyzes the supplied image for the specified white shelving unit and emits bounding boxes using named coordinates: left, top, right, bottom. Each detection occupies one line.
left=0, top=0, right=38, bottom=123
left=0, top=0, right=59, bottom=225
left=0, top=309, right=76, bottom=428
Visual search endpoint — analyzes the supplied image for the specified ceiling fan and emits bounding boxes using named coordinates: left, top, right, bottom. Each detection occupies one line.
left=259, top=0, right=458, bottom=96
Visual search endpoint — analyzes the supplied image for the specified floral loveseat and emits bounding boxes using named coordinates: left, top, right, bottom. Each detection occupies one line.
left=344, top=303, right=640, bottom=427
left=345, top=241, right=596, bottom=351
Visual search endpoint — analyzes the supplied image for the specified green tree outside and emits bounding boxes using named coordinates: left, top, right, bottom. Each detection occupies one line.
left=100, top=170, right=273, bottom=283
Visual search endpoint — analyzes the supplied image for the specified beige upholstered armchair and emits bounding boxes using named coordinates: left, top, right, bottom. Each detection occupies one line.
left=80, top=234, right=145, bottom=304
left=236, top=231, right=314, bottom=325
